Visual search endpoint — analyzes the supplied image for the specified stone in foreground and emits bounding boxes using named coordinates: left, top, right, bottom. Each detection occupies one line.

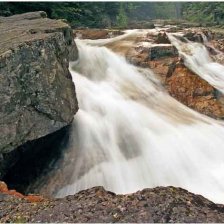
left=0, top=12, right=78, bottom=176
left=1, top=186, right=224, bottom=223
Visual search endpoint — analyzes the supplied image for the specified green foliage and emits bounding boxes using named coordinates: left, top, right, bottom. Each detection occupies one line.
left=127, top=2, right=181, bottom=21
left=182, top=2, right=224, bottom=25
left=0, top=2, right=12, bottom=16
left=116, top=3, right=128, bottom=28
left=7, top=2, right=224, bottom=28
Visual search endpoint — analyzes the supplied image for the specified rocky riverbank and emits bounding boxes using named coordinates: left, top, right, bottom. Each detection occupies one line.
left=1, top=182, right=224, bottom=222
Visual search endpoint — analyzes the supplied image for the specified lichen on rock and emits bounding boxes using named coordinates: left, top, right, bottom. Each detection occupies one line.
left=0, top=12, right=79, bottom=177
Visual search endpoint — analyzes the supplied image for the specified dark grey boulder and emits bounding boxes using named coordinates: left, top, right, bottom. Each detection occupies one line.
left=0, top=12, right=78, bottom=177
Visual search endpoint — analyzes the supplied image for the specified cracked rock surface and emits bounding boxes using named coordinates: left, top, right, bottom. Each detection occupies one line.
left=0, top=12, right=78, bottom=177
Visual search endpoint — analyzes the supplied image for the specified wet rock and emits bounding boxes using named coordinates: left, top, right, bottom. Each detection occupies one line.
left=211, top=39, right=224, bottom=53
left=110, top=30, right=124, bottom=36
left=149, top=45, right=178, bottom=60
left=126, top=47, right=149, bottom=67
left=165, top=61, right=224, bottom=119
left=155, top=32, right=171, bottom=44
left=183, top=29, right=213, bottom=43
left=126, top=36, right=179, bottom=83
left=127, top=43, right=178, bottom=68
left=183, top=31, right=204, bottom=42
left=74, top=29, right=124, bottom=40
left=128, top=21, right=155, bottom=29
left=0, top=12, right=79, bottom=176
left=74, top=29, right=109, bottom=39
left=1, top=185, right=224, bottom=222
left=148, top=57, right=179, bottom=83
left=205, top=41, right=224, bottom=64
left=210, top=29, right=224, bottom=40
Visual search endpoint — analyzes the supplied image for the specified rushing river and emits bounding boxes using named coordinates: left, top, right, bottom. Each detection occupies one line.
left=168, top=33, right=224, bottom=94
left=48, top=31, right=224, bottom=204
left=49, top=30, right=224, bottom=203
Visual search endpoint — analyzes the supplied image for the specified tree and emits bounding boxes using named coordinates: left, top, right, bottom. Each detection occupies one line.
left=116, top=3, right=128, bottom=28
left=182, top=2, right=224, bottom=25
left=175, top=2, right=182, bottom=19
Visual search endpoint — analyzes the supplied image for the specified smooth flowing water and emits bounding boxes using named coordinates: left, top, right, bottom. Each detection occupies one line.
left=168, top=33, right=224, bottom=94
left=55, top=33, right=224, bottom=204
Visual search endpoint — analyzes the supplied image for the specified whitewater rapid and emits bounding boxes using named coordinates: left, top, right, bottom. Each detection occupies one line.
left=168, top=33, right=224, bottom=94
left=55, top=34, right=224, bottom=204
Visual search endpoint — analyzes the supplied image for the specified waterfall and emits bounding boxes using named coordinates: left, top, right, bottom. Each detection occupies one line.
left=54, top=37, right=224, bottom=204
left=168, top=33, right=224, bottom=93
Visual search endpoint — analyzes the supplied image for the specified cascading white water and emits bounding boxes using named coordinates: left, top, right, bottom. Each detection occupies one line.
left=55, top=35, right=224, bottom=204
left=168, top=33, right=224, bottom=93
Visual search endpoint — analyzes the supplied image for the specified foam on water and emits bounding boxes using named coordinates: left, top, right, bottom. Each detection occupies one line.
left=55, top=35, right=224, bottom=204
left=168, top=33, right=224, bottom=93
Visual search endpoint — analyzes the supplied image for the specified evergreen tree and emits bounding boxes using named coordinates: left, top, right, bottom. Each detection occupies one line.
left=116, top=3, right=128, bottom=28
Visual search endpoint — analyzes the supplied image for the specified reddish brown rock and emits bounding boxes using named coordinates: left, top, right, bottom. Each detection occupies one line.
left=74, top=29, right=124, bottom=40
left=211, top=39, right=224, bottom=53
left=127, top=42, right=177, bottom=66
left=126, top=46, right=149, bottom=67
left=165, top=61, right=224, bottom=119
left=148, top=57, right=179, bottom=83
left=125, top=30, right=224, bottom=120
left=74, top=29, right=109, bottom=39
left=0, top=181, right=44, bottom=202
left=126, top=43, right=178, bottom=83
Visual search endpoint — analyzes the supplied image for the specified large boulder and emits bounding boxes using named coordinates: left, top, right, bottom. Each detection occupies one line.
left=155, top=32, right=171, bottom=44
left=183, top=29, right=213, bottom=43
left=126, top=43, right=178, bottom=81
left=74, top=29, right=124, bottom=40
left=149, top=44, right=178, bottom=60
left=166, top=61, right=224, bottom=119
left=211, top=39, right=224, bottom=52
left=74, top=29, right=109, bottom=39
left=0, top=12, right=78, bottom=177
left=183, top=31, right=204, bottom=42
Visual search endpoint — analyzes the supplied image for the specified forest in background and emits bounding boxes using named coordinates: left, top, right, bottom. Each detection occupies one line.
left=0, top=2, right=224, bottom=28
